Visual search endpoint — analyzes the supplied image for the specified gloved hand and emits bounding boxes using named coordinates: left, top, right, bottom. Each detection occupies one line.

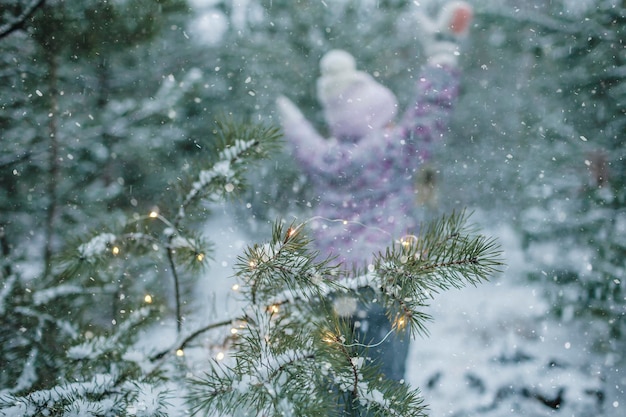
left=416, top=1, right=473, bottom=67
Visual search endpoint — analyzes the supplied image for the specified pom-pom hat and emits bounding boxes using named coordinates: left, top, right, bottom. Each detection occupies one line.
left=316, top=49, right=398, bottom=140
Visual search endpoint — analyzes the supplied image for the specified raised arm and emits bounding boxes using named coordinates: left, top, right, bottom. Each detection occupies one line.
left=276, top=95, right=353, bottom=176
left=397, top=64, right=461, bottom=161
left=398, top=1, right=472, bottom=160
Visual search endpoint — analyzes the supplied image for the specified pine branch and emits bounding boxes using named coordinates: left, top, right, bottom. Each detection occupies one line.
left=374, top=210, right=503, bottom=338
left=175, top=118, right=281, bottom=224
left=187, top=212, right=502, bottom=416
left=149, top=317, right=238, bottom=362
left=0, top=0, right=46, bottom=39
left=164, top=118, right=280, bottom=333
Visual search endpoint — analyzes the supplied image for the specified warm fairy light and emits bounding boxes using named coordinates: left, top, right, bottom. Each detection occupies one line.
left=216, top=351, right=225, bottom=361
left=284, top=227, right=298, bottom=242
left=176, top=349, right=184, bottom=357
left=230, top=328, right=238, bottom=335
left=249, top=260, right=257, bottom=269
left=231, top=284, right=240, bottom=291
left=322, top=331, right=336, bottom=344
left=400, top=235, right=419, bottom=248
left=144, top=294, right=153, bottom=304
left=394, top=315, right=408, bottom=331
left=196, top=253, right=205, bottom=262
left=112, top=246, right=120, bottom=255
left=267, top=304, right=279, bottom=314
left=342, top=220, right=348, bottom=225
left=149, top=211, right=159, bottom=219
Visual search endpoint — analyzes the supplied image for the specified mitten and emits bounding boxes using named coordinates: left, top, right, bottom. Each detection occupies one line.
left=416, top=1, right=473, bottom=67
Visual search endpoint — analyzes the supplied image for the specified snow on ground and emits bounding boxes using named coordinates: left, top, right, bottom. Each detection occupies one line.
left=406, top=221, right=622, bottom=416
left=176, top=206, right=623, bottom=416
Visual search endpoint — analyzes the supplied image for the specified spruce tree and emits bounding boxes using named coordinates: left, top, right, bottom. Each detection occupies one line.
left=1, top=113, right=502, bottom=415
left=1, top=1, right=505, bottom=415
left=485, top=0, right=626, bottom=357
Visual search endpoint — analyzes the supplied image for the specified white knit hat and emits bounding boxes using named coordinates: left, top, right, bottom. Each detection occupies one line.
left=316, top=50, right=398, bottom=140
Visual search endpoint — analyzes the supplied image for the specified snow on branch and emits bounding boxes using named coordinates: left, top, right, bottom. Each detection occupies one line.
left=0, top=0, right=46, bottom=39
left=0, top=374, right=117, bottom=417
left=187, top=212, right=502, bottom=416
left=0, top=274, right=18, bottom=316
left=176, top=119, right=280, bottom=222
left=66, top=307, right=153, bottom=361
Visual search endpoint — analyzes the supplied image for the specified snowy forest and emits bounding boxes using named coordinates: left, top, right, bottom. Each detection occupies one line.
left=0, top=0, right=624, bottom=416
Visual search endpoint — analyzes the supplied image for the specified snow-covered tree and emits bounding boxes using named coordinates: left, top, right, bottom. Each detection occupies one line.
left=1, top=108, right=502, bottom=415
left=475, top=0, right=625, bottom=357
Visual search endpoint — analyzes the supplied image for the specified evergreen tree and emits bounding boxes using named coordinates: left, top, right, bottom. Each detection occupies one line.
left=1, top=1, right=507, bottom=415
left=1, top=114, right=502, bottom=415
left=435, top=0, right=625, bottom=362
left=482, top=0, right=625, bottom=357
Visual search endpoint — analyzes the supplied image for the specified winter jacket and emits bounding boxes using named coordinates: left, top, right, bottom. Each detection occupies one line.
left=278, top=64, right=460, bottom=268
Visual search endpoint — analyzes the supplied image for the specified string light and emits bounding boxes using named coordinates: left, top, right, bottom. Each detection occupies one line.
left=400, top=234, right=419, bottom=248
left=176, top=349, right=184, bottom=357
left=340, top=329, right=396, bottom=348
left=196, top=253, right=205, bottom=262
left=112, top=246, right=120, bottom=255
left=231, top=284, right=240, bottom=291
left=394, top=315, right=408, bottom=331
left=149, top=210, right=159, bottom=219
left=216, top=352, right=225, bottom=361
left=144, top=294, right=153, bottom=304
left=249, top=260, right=257, bottom=269
left=284, top=226, right=299, bottom=243
left=267, top=304, right=279, bottom=314
left=230, top=328, right=238, bottom=335
left=322, top=331, right=336, bottom=344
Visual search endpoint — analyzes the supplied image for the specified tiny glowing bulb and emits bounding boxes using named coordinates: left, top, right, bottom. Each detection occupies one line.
left=176, top=349, right=184, bottom=357
left=232, top=284, right=240, bottom=291
left=268, top=304, right=279, bottom=314
left=342, top=220, right=348, bottom=225
left=394, top=316, right=407, bottom=330
left=249, top=260, right=257, bottom=269
left=400, top=235, right=418, bottom=247
left=216, top=352, right=225, bottom=361
left=322, top=332, right=335, bottom=344
left=112, top=246, right=120, bottom=255
left=149, top=211, right=159, bottom=219
left=196, top=253, right=205, bottom=262
left=144, top=294, right=153, bottom=304
left=230, top=328, right=238, bottom=335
